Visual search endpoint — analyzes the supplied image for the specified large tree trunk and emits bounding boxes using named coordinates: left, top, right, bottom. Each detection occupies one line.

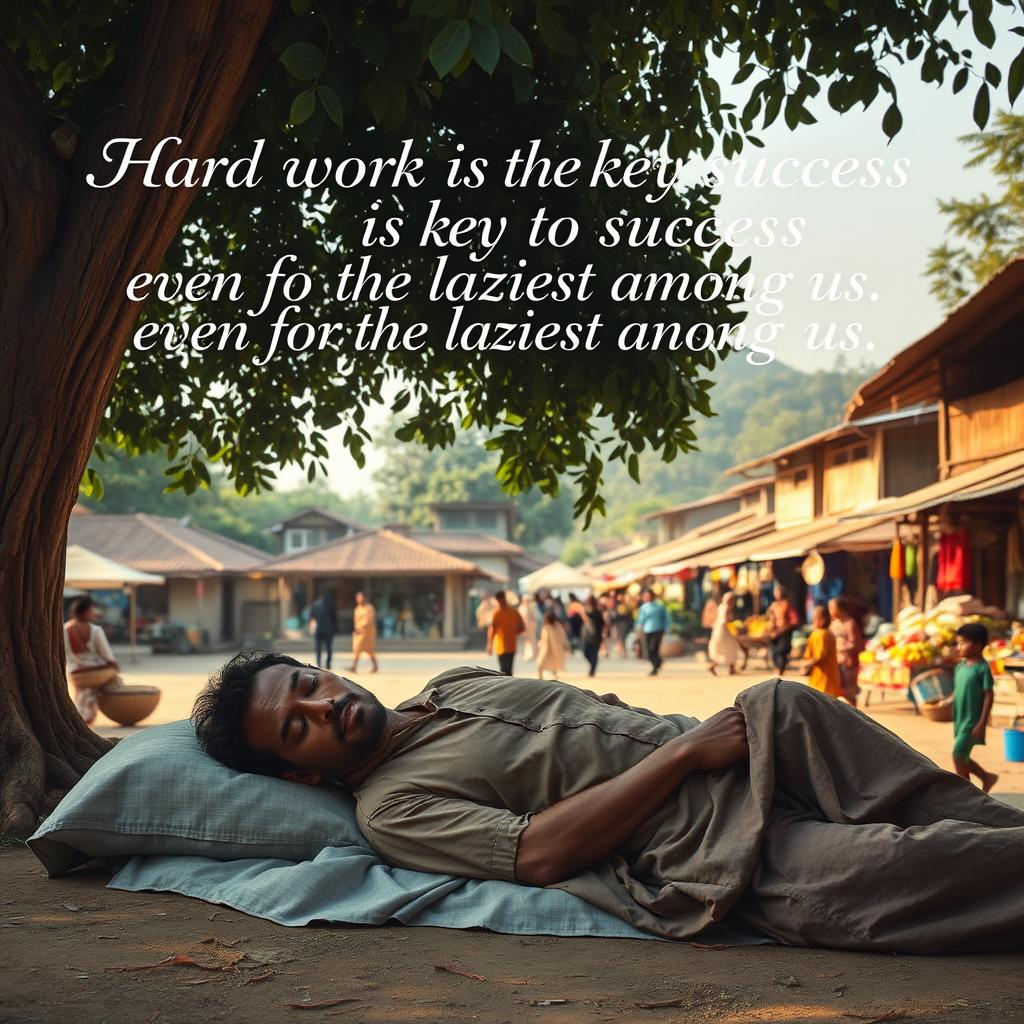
left=0, top=0, right=277, bottom=837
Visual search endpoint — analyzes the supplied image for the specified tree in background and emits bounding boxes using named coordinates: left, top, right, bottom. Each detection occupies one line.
left=927, top=110, right=1024, bottom=308
left=1, top=0, right=1020, bottom=833
left=79, top=450, right=377, bottom=552
left=374, top=424, right=574, bottom=549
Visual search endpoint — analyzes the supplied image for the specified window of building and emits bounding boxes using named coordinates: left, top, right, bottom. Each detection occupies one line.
left=439, top=509, right=472, bottom=530
left=827, top=441, right=869, bottom=469
left=471, top=510, right=499, bottom=530
left=285, top=528, right=320, bottom=552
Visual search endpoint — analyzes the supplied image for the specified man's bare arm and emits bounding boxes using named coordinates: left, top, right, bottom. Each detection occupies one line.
left=514, top=707, right=748, bottom=886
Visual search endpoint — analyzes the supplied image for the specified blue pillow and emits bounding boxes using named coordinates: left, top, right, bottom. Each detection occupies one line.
left=29, top=720, right=365, bottom=877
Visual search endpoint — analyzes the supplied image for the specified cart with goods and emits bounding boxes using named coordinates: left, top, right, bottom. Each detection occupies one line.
left=857, top=596, right=1013, bottom=715
left=730, top=616, right=773, bottom=671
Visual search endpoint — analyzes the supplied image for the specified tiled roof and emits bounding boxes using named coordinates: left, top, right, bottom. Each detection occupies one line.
left=410, top=531, right=524, bottom=557
left=259, top=528, right=492, bottom=577
left=643, top=477, right=771, bottom=520
left=265, top=506, right=367, bottom=534
left=68, top=513, right=268, bottom=575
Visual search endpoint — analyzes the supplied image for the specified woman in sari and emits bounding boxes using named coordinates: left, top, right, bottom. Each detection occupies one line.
left=64, top=595, right=124, bottom=724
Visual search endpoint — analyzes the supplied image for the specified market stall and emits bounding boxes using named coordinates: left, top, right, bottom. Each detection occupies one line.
left=856, top=594, right=1017, bottom=716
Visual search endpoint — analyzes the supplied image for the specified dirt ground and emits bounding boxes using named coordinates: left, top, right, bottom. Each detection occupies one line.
left=4, top=648, right=1024, bottom=1023
left=4, top=843, right=1024, bottom=1024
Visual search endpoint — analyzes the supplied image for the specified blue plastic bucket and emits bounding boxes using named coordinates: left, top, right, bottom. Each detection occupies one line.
left=1003, top=729, right=1024, bottom=763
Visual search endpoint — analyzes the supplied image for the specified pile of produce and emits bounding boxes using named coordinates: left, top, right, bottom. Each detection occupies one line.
left=860, top=596, right=1011, bottom=673
left=745, top=615, right=771, bottom=638
left=1009, top=623, right=1024, bottom=655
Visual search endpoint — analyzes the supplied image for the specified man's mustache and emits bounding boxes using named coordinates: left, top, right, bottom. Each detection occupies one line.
left=330, top=695, right=352, bottom=742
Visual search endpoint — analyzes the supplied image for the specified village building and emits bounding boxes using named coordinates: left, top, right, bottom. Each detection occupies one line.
left=594, top=500, right=777, bottom=596
left=412, top=500, right=541, bottom=592
left=841, top=257, right=1024, bottom=615
left=597, top=258, right=1024, bottom=626
left=257, top=527, right=498, bottom=644
left=643, top=478, right=773, bottom=545
left=705, top=403, right=939, bottom=617
left=265, top=507, right=364, bottom=554
left=67, top=510, right=274, bottom=647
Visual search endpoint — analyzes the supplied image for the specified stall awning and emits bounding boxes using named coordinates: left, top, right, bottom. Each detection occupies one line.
left=596, top=510, right=775, bottom=584
left=65, top=545, right=165, bottom=588
left=520, top=560, right=594, bottom=592
left=841, top=448, right=1024, bottom=521
left=700, top=515, right=894, bottom=568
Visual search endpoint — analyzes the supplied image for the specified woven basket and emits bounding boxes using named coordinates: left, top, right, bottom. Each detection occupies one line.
left=920, top=697, right=953, bottom=723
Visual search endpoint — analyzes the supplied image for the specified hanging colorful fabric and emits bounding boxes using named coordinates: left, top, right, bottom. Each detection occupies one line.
left=904, top=543, right=917, bottom=579
left=937, top=527, right=971, bottom=592
left=888, top=539, right=905, bottom=580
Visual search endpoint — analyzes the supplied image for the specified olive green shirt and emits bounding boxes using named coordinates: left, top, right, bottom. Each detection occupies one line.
left=346, top=666, right=699, bottom=883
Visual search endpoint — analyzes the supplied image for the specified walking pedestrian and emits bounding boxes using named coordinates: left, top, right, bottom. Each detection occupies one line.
left=309, top=591, right=338, bottom=670
left=487, top=590, right=526, bottom=675
left=581, top=595, right=606, bottom=677
left=767, top=584, right=799, bottom=675
left=536, top=609, right=569, bottom=679
left=828, top=596, right=865, bottom=706
left=520, top=594, right=538, bottom=661
left=708, top=591, right=742, bottom=676
left=566, top=593, right=585, bottom=652
left=636, top=588, right=670, bottom=676
left=347, top=591, right=378, bottom=674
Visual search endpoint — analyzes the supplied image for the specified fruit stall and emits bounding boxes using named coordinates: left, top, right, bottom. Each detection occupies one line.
left=857, top=595, right=1020, bottom=715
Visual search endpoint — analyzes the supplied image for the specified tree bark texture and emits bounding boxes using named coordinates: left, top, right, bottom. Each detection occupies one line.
left=0, top=0, right=277, bottom=837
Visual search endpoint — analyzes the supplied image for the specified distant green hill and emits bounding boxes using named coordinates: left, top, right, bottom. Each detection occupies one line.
left=575, top=355, right=873, bottom=543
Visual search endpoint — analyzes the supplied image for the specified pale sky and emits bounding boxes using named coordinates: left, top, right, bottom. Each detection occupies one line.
left=281, top=14, right=1021, bottom=495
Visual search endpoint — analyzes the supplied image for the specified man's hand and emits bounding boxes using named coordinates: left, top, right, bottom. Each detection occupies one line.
left=971, top=721, right=986, bottom=742
left=515, top=703, right=748, bottom=886
left=676, top=707, right=749, bottom=772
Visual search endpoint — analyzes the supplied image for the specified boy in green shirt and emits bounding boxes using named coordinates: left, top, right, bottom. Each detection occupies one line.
left=949, top=622, right=998, bottom=792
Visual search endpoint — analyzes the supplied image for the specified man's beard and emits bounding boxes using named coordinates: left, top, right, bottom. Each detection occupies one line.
left=331, top=692, right=387, bottom=755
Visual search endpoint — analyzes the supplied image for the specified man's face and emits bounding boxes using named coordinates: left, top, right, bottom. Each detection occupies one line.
left=243, top=664, right=387, bottom=781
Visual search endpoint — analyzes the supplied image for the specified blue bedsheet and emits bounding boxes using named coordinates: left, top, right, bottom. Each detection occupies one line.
left=110, top=847, right=770, bottom=944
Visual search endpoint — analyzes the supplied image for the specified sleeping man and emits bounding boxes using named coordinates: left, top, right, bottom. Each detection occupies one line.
left=192, top=651, right=1024, bottom=954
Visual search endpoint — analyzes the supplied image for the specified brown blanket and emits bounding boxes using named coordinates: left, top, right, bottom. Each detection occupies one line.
left=554, top=679, right=1024, bottom=953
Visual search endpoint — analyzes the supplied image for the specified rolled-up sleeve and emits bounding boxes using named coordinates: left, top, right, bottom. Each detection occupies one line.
left=358, top=791, right=532, bottom=881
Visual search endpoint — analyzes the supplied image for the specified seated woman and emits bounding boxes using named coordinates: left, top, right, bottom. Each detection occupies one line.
left=64, top=595, right=124, bottom=724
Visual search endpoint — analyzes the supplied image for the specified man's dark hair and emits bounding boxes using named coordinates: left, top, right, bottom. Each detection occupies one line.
left=956, top=622, right=989, bottom=646
left=192, top=650, right=302, bottom=777
left=71, top=595, right=95, bottom=616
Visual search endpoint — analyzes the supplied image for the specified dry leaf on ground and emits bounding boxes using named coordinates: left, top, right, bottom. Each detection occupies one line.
left=434, top=963, right=486, bottom=981
left=285, top=998, right=360, bottom=1010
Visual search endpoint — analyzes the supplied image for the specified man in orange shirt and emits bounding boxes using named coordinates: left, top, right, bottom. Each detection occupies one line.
left=486, top=590, right=526, bottom=675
